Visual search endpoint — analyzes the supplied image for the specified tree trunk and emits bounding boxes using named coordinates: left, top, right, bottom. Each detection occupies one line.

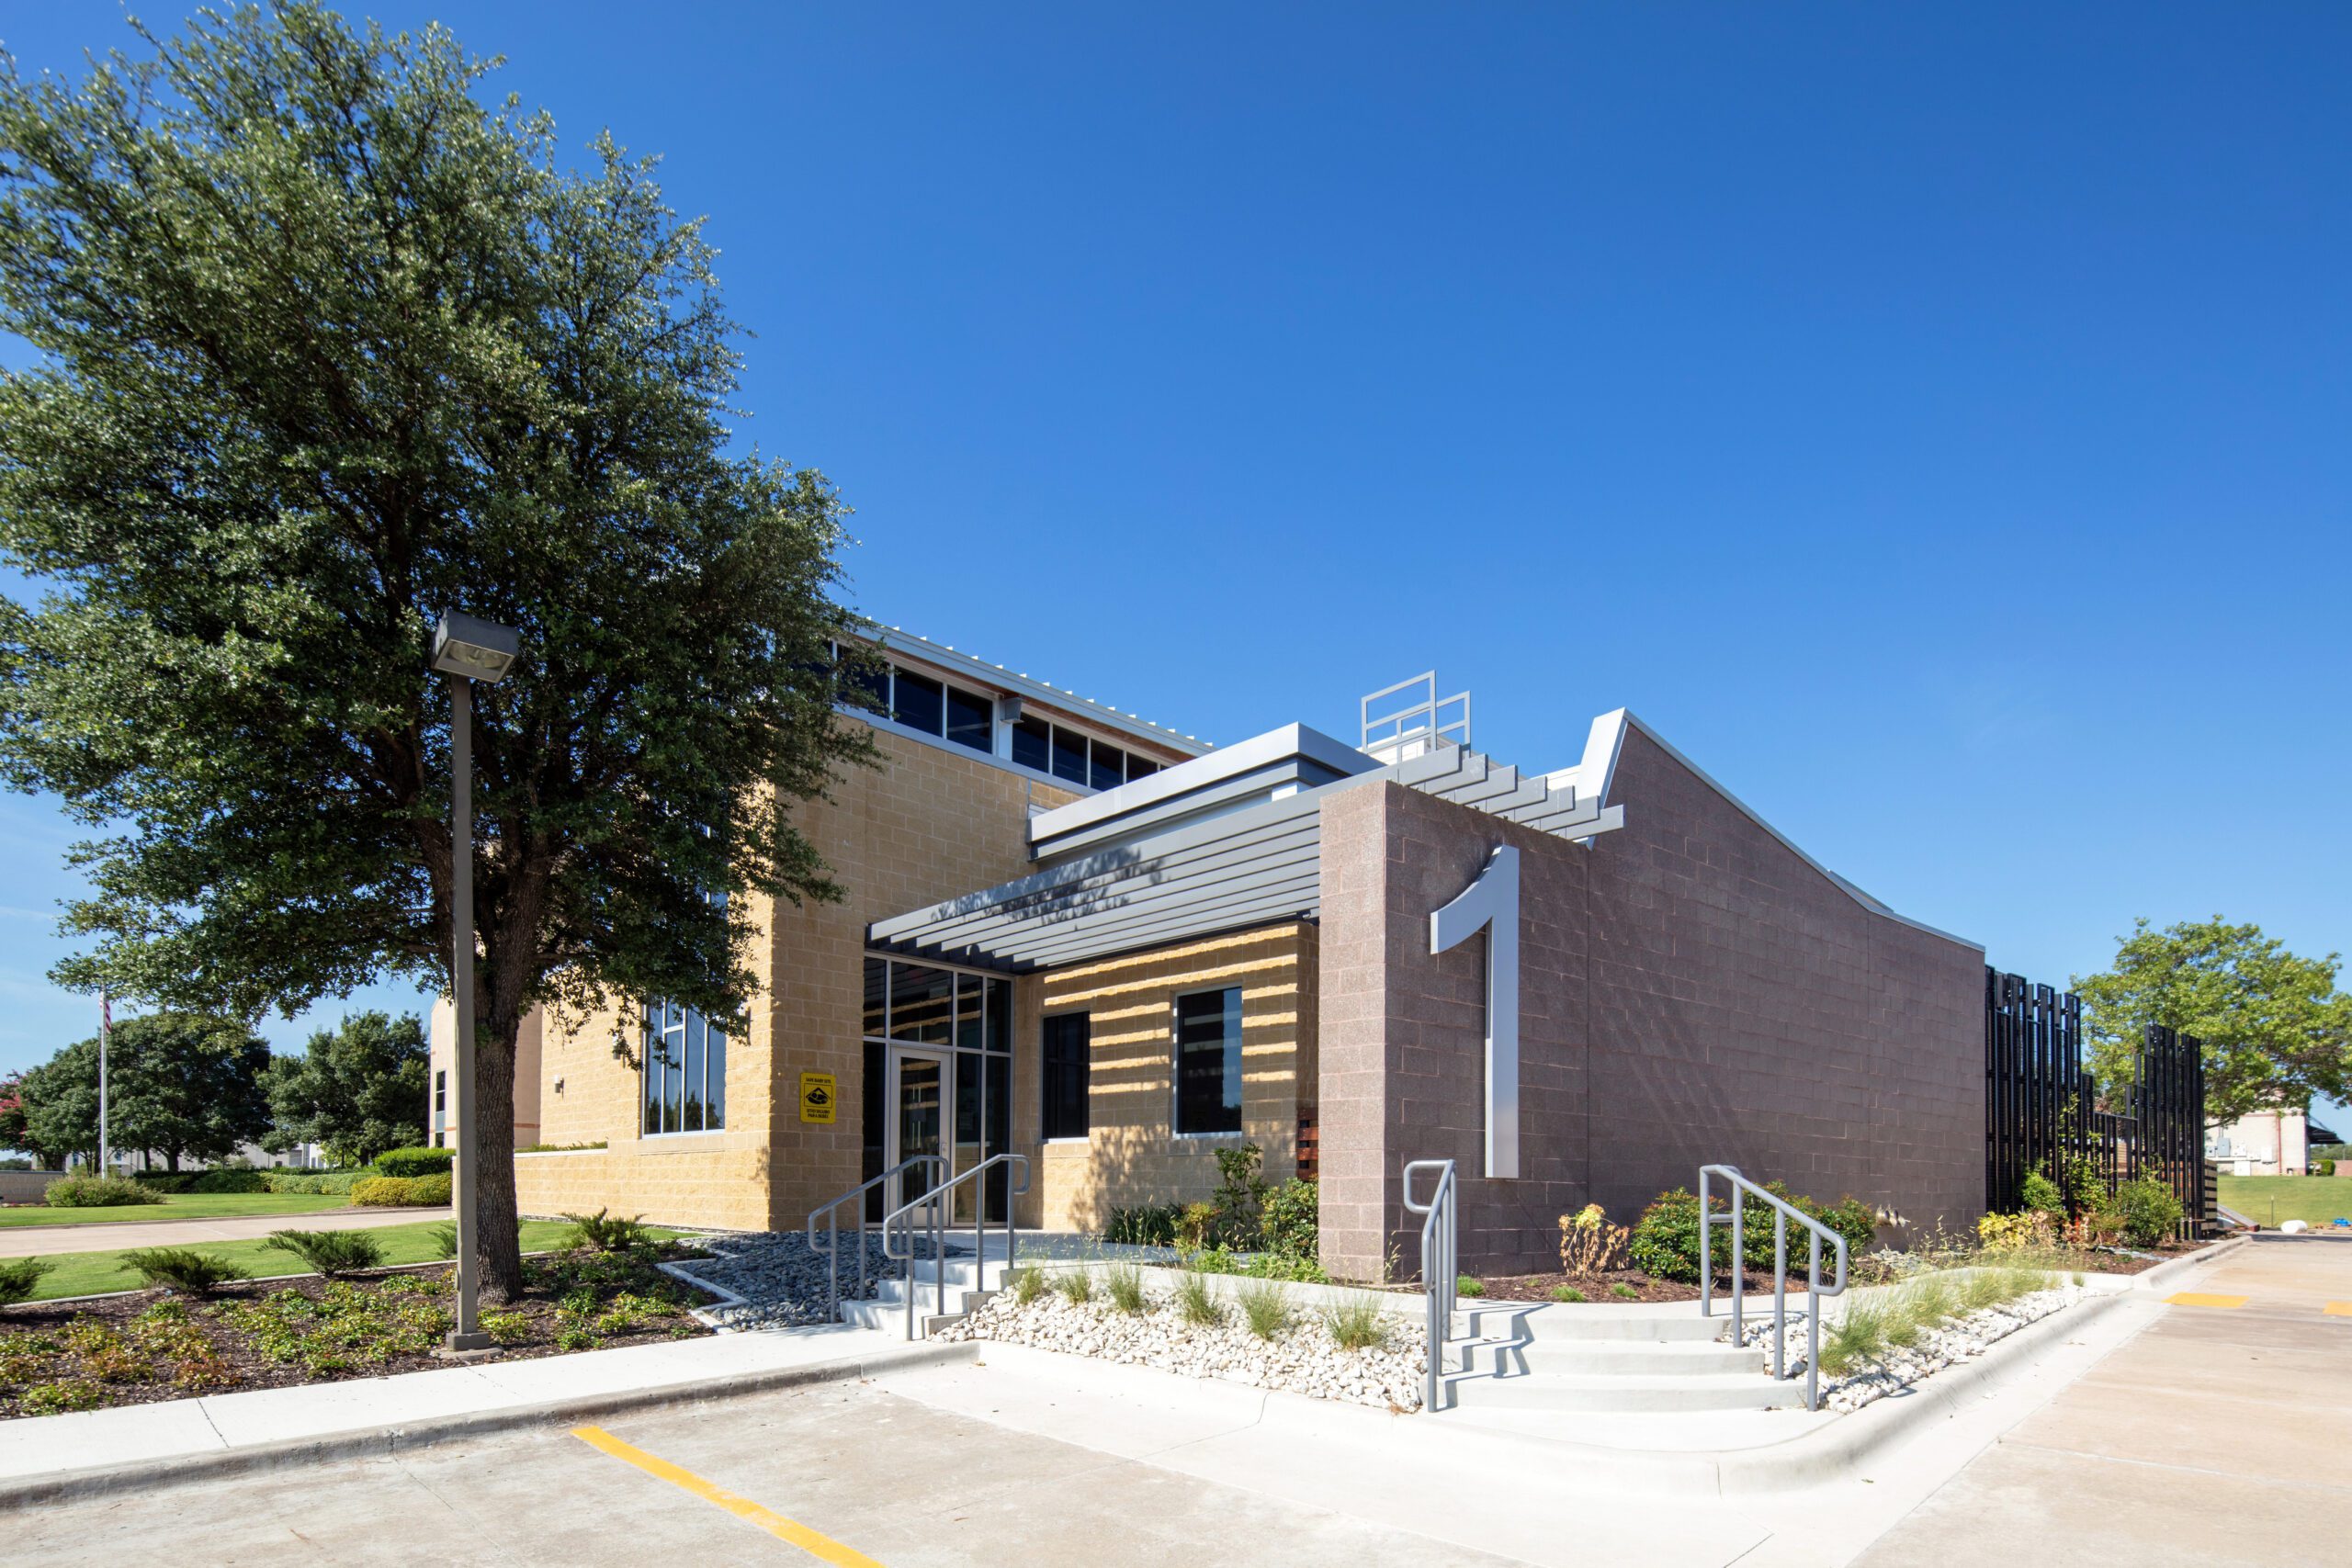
left=472, top=1004, right=526, bottom=1301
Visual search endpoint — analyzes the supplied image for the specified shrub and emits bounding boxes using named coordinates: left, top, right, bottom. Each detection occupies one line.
left=1174, top=1201, right=1217, bottom=1252
left=1456, top=1276, right=1485, bottom=1297
left=1171, top=1269, right=1224, bottom=1327
left=45, top=1173, right=164, bottom=1209
left=263, top=1170, right=360, bottom=1195
left=20, top=1380, right=105, bottom=1415
left=1557, top=1202, right=1631, bottom=1276
left=561, top=1209, right=651, bottom=1252
left=132, top=1170, right=198, bottom=1193
left=1050, top=1269, right=1094, bottom=1305
left=1609, top=1281, right=1640, bottom=1300
left=408, top=1172, right=452, bottom=1206
left=347, top=1176, right=413, bottom=1207
left=262, top=1229, right=386, bottom=1278
left=1102, top=1262, right=1148, bottom=1314
left=1260, top=1178, right=1318, bottom=1260
left=2099, top=1178, right=2184, bottom=1247
left=0, top=1257, right=54, bottom=1304
left=1208, top=1143, right=1271, bottom=1247
left=121, top=1247, right=248, bottom=1294
left=1977, top=1211, right=2055, bottom=1252
left=1323, top=1293, right=1389, bottom=1351
left=1236, top=1278, right=1291, bottom=1338
left=1102, top=1202, right=1182, bottom=1247
left=372, top=1146, right=455, bottom=1179
left=2019, top=1167, right=2066, bottom=1216
left=1549, top=1284, right=1587, bottom=1303
left=480, top=1309, right=531, bottom=1346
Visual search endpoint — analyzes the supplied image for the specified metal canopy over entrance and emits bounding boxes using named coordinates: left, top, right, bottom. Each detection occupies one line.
left=868, top=734, right=1626, bottom=972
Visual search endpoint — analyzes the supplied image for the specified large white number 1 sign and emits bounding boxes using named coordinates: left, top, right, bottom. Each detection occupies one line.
left=1430, top=844, right=1521, bottom=1179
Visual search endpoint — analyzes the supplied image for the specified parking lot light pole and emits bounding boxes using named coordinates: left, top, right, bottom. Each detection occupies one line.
left=431, top=610, right=521, bottom=1354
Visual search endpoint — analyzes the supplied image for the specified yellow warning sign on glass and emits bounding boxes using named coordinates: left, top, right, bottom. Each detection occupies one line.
left=798, top=1071, right=837, bottom=1124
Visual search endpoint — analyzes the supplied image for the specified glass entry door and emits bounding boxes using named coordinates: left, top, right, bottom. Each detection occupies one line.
left=885, top=1046, right=950, bottom=1213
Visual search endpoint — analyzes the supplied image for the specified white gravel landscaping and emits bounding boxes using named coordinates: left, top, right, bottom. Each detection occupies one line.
left=937, top=1282, right=1428, bottom=1411
left=1740, top=1280, right=2091, bottom=1412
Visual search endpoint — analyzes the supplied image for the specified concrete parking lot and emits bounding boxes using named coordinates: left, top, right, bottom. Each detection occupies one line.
left=11, top=1235, right=2346, bottom=1567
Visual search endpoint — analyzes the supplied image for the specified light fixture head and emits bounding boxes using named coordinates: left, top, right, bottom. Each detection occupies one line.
left=431, top=611, right=521, bottom=683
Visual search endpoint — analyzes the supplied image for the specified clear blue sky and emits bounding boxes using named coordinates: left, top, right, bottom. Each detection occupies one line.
left=1, top=5, right=2346, bottom=1127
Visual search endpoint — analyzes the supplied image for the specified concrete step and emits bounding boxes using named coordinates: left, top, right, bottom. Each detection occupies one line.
left=1461, top=1303, right=1731, bottom=1343
left=1454, top=1337, right=1769, bottom=1378
left=1441, top=1369, right=1811, bottom=1414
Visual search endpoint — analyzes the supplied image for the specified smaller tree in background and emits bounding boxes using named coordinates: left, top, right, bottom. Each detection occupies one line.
left=0, top=1069, right=51, bottom=1166
left=17, top=1013, right=272, bottom=1169
left=2075, top=917, right=2352, bottom=1123
left=261, top=1012, right=428, bottom=1168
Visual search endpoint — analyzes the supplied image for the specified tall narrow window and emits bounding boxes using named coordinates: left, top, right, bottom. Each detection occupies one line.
left=893, top=670, right=945, bottom=736
left=1012, top=714, right=1052, bottom=772
left=1089, top=738, right=1125, bottom=792
left=1049, top=725, right=1089, bottom=785
left=1173, top=987, right=1244, bottom=1135
left=641, top=1002, right=726, bottom=1135
left=1042, top=1013, right=1091, bottom=1140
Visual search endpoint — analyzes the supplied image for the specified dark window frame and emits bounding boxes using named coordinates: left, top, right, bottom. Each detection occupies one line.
left=1171, top=985, right=1245, bottom=1137
left=1041, top=1011, right=1091, bottom=1141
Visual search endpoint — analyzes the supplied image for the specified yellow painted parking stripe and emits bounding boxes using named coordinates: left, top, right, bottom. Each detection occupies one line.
left=570, top=1426, right=886, bottom=1567
left=2165, top=1292, right=2248, bottom=1309
left=2324, top=1302, right=2352, bottom=1318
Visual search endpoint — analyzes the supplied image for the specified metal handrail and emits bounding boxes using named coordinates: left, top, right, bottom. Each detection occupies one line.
left=880, top=1154, right=1032, bottom=1339
left=1402, top=1158, right=1458, bottom=1415
left=1698, top=1164, right=1849, bottom=1412
left=806, top=1155, right=944, bottom=1322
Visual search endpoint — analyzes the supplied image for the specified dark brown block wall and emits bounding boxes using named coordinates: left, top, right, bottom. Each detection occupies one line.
left=1317, top=724, right=1984, bottom=1280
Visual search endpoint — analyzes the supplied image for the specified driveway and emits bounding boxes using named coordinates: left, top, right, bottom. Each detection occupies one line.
left=0, top=1206, right=447, bottom=1258
left=1855, top=1233, right=2352, bottom=1568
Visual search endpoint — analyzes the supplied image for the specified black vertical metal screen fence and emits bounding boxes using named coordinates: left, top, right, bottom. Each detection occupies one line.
left=1984, top=967, right=2208, bottom=1234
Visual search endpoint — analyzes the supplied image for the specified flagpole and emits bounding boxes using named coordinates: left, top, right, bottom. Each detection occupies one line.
left=98, top=990, right=111, bottom=1176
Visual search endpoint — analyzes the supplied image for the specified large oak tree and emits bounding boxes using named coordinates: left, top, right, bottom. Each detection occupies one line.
left=0, top=6, right=872, bottom=1294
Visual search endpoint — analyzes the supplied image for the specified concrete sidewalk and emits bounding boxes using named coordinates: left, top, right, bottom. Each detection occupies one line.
left=0, top=1206, right=449, bottom=1259
left=1855, top=1232, right=2352, bottom=1567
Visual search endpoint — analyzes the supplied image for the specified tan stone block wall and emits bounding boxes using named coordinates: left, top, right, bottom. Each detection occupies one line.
left=1035, top=922, right=1317, bottom=1233
left=521, top=725, right=1078, bottom=1232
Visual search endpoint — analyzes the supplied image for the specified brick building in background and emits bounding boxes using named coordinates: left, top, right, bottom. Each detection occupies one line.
left=433, top=645, right=1987, bottom=1276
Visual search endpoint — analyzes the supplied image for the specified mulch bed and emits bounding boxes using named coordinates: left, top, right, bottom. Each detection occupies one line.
left=0, top=1246, right=717, bottom=1421
left=1471, top=1238, right=2220, bottom=1303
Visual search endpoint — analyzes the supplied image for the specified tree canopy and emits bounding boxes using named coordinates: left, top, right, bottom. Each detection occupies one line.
left=261, top=1010, right=429, bottom=1167
left=2075, top=917, right=2352, bottom=1123
left=17, top=1012, right=273, bottom=1170
left=0, top=6, right=872, bottom=1292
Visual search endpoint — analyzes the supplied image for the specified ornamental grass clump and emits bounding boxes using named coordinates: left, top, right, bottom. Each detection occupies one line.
left=1549, top=1284, right=1587, bottom=1303
left=1051, top=1269, right=1094, bottom=1305
left=1171, top=1269, right=1224, bottom=1328
left=262, top=1228, right=385, bottom=1279
left=1008, top=1267, right=1046, bottom=1307
left=1323, top=1293, right=1389, bottom=1352
left=1235, top=1278, right=1291, bottom=1339
left=1102, top=1262, right=1148, bottom=1314
left=1819, top=1293, right=1891, bottom=1374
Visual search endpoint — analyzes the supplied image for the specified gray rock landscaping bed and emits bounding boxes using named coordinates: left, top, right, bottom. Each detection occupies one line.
left=938, top=1279, right=1427, bottom=1411
left=1742, top=1279, right=2092, bottom=1413
left=662, top=1231, right=944, bottom=1331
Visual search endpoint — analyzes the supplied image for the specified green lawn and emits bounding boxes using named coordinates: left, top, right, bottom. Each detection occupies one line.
left=18, top=1218, right=616, bottom=1302
left=2217, top=1174, right=2352, bottom=1229
left=0, top=1191, right=367, bottom=1228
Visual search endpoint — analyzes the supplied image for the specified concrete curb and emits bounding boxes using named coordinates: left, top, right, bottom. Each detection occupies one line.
left=0, top=1339, right=978, bottom=1512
